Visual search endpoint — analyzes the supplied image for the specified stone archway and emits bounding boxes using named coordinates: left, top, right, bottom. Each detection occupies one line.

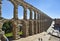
left=9, top=20, right=20, bottom=39
left=18, top=24, right=23, bottom=32
left=0, top=20, right=12, bottom=41
left=0, top=20, right=20, bottom=40
left=2, top=0, right=14, bottom=19
left=17, top=23, right=23, bottom=37
left=1, top=21, right=13, bottom=40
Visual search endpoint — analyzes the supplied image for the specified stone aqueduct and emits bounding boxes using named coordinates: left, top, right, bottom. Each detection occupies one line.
left=0, top=0, right=52, bottom=40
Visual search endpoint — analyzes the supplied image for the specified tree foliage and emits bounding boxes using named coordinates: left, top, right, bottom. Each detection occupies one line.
left=2, top=21, right=12, bottom=33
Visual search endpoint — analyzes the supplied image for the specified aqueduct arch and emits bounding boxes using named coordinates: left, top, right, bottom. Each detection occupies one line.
left=2, top=0, right=14, bottom=19
left=0, top=0, right=52, bottom=40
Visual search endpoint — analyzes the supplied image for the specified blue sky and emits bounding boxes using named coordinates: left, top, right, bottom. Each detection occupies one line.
left=2, top=0, right=60, bottom=19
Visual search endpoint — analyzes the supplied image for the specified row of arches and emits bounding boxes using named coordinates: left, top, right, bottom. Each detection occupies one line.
left=0, top=0, right=53, bottom=40
left=2, top=1, right=35, bottom=19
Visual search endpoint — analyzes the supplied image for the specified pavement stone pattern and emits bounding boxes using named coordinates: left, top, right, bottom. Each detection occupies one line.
left=12, top=32, right=60, bottom=41
left=12, top=32, right=51, bottom=41
left=49, top=36, right=60, bottom=41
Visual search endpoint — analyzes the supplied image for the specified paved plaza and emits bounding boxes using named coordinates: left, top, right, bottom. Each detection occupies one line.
left=12, top=32, right=60, bottom=41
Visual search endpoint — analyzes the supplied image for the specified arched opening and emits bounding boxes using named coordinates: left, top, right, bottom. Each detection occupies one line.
left=18, top=24, right=22, bottom=31
left=18, top=6, right=23, bottom=19
left=2, top=21, right=13, bottom=40
left=27, top=9, right=30, bottom=19
left=32, top=11, right=34, bottom=19
left=2, top=0, right=14, bottom=19
left=18, top=24, right=23, bottom=37
left=36, top=14, right=38, bottom=20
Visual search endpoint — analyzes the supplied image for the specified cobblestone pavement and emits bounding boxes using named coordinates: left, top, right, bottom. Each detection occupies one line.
left=49, top=36, right=60, bottom=41
left=33, top=34, right=60, bottom=41
left=12, top=32, right=60, bottom=41
left=12, top=32, right=51, bottom=41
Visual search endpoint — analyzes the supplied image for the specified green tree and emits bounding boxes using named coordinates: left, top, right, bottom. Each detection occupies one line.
left=2, top=21, right=12, bottom=33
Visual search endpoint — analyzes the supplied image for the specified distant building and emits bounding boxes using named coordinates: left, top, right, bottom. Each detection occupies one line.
left=54, top=18, right=60, bottom=25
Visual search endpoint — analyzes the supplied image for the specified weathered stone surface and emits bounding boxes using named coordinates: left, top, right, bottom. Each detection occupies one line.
left=23, top=6, right=27, bottom=20
left=13, top=4, right=18, bottom=19
left=29, top=9, right=32, bottom=20
left=10, top=20, right=20, bottom=40
left=29, top=20, right=34, bottom=35
left=22, top=20, right=29, bottom=37
left=34, top=21, right=37, bottom=34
